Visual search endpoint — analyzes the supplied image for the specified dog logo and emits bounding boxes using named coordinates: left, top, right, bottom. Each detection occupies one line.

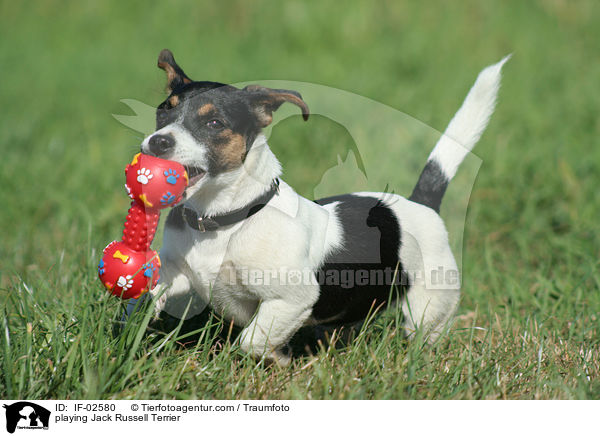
left=2, top=402, right=50, bottom=433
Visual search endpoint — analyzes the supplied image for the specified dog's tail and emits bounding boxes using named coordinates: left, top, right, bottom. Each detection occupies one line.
left=409, top=55, right=510, bottom=212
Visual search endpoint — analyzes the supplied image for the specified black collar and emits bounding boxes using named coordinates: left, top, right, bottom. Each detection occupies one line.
left=181, top=179, right=280, bottom=232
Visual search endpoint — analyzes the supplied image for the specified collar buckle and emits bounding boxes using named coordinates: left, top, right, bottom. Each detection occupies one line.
left=182, top=178, right=279, bottom=232
left=197, top=216, right=206, bottom=232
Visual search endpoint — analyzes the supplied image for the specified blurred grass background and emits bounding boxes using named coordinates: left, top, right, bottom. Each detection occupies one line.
left=0, top=0, right=599, bottom=399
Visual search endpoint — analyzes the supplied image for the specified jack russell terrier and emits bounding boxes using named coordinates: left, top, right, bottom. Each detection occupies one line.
left=128, top=49, right=508, bottom=365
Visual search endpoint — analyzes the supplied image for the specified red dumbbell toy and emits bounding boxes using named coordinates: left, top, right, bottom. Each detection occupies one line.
left=98, top=153, right=188, bottom=299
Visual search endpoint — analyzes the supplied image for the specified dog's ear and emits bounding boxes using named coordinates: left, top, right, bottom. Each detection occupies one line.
left=157, top=49, right=192, bottom=93
left=244, top=85, right=310, bottom=127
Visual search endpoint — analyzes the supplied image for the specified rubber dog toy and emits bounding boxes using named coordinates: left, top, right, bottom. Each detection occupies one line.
left=98, top=153, right=188, bottom=299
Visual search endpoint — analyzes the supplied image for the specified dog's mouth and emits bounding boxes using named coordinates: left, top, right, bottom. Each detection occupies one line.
left=184, top=165, right=206, bottom=187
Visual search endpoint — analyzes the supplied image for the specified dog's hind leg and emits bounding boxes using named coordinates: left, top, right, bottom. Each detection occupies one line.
left=401, top=282, right=460, bottom=342
left=395, top=206, right=461, bottom=342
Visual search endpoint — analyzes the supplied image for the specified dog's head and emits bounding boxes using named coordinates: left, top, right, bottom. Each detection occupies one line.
left=141, top=49, right=309, bottom=198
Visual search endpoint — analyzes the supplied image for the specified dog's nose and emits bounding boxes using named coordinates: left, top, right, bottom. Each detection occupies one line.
left=147, top=134, right=175, bottom=156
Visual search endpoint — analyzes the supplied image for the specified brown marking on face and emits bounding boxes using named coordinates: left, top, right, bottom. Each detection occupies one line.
left=198, top=103, right=216, bottom=117
left=168, top=95, right=179, bottom=107
left=212, top=130, right=246, bottom=172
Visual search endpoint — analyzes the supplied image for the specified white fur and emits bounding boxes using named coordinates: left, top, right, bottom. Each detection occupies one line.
left=129, top=59, right=507, bottom=364
left=428, top=56, right=510, bottom=180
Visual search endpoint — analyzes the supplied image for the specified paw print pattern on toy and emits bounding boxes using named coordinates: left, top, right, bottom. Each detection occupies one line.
left=160, top=191, right=176, bottom=206
left=101, top=153, right=188, bottom=300
left=124, top=183, right=134, bottom=199
left=136, top=168, right=153, bottom=185
left=164, top=168, right=180, bottom=185
left=143, top=262, right=157, bottom=278
left=98, top=259, right=105, bottom=276
left=116, top=275, right=134, bottom=290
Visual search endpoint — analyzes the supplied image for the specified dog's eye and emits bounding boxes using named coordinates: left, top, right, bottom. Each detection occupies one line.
left=206, top=119, right=225, bottom=130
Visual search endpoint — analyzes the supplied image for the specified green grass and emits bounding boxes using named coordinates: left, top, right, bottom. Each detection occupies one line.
left=1, top=0, right=599, bottom=399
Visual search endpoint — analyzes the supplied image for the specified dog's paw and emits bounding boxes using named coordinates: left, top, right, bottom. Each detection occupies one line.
left=136, top=168, right=153, bottom=185
left=269, top=349, right=292, bottom=367
left=164, top=168, right=180, bottom=185
left=116, top=275, right=134, bottom=290
left=160, top=191, right=176, bottom=206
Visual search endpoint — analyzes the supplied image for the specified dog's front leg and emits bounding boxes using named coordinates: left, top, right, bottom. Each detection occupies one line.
left=238, top=295, right=315, bottom=366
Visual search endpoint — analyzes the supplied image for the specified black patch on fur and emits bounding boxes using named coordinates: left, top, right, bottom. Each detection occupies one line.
left=165, top=205, right=185, bottom=230
left=408, top=159, right=449, bottom=213
left=312, top=195, right=407, bottom=325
